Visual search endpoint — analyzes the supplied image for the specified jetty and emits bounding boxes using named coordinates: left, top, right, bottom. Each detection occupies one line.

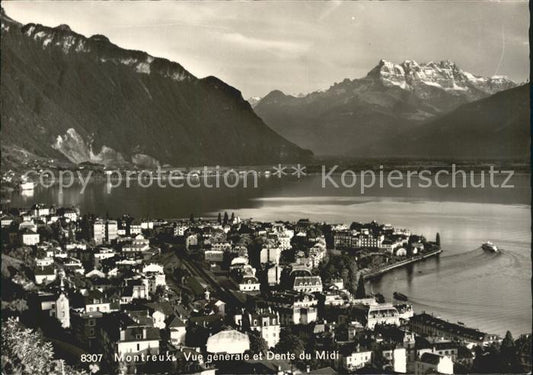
left=362, top=248, right=443, bottom=280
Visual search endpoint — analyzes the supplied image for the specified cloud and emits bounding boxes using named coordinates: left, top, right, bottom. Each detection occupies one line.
left=318, top=0, right=343, bottom=21
left=221, top=32, right=309, bottom=55
left=3, top=0, right=528, bottom=97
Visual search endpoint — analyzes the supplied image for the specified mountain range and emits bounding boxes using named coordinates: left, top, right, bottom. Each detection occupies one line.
left=1, top=8, right=528, bottom=168
left=396, top=84, right=529, bottom=160
left=253, top=60, right=527, bottom=159
left=0, top=9, right=311, bottom=169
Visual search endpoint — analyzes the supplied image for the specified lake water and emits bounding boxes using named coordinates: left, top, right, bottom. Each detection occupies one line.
left=9, top=172, right=531, bottom=336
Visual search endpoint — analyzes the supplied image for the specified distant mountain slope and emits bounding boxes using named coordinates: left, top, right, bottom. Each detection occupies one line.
left=396, top=84, right=530, bottom=160
left=254, top=59, right=518, bottom=158
left=0, top=9, right=311, bottom=168
left=247, top=96, right=262, bottom=108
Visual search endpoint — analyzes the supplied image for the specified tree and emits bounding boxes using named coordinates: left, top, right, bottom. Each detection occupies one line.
left=185, top=323, right=209, bottom=347
left=154, top=285, right=167, bottom=302
left=4, top=299, right=28, bottom=313
left=189, top=213, right=195, bottom=223
left=515, top=335, right=531, bottom=371
left=500, top=331, right=522, bottom=372
left=472, top=345, right=499, bottom=373
left=274, top=330, right=305, bottom=357
left=217, top=212, right=222, bottom=225
left=355, top=275, right=366, bottom=299
left=347, top=258, right=358, bottom=294
left=436, top=232, right=441, bottom=247
left=501, top=331, right=514, bottom=351
left=230, top=212, right=235, bottom=223
left=223, top=212, right=229, bottom=226
left=1, top=317, right=87, bottom=375
left=372, top=348, right=386, bottom=370
left=248, top=331, right=268, bottom=356
left=68, top=226, right=75, bottom=240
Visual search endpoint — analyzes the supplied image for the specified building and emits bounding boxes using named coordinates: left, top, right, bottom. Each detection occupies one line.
left=211, top=241, right=232, bottom=252
left=382, top=347, right=407, bottom=373
left=410, top=313, right=500, bottom=347
left=79, top=289, right=111, bottom=313
left=174, top=223, right=189, bottom=237
left=168, top=316, right=187, bottom=346
left=121, top=279, right=149, bottom=303
left=107, top=220, right=118, bottom=241
left=415, top=352, right=454, bottom=375
left=260, top=246, right=281, bottom=265
left=94, top=247, right=116, bottom=268
left=418, top=342, right=458, bottom=362
left=293, top=276, right=323, bottom=293
left=19, top=220, right=37, bottom=232
left=93, top=220, right=106, bottom=244
left=267, top=265, right=282, bottom=286
left=61, top=208, right=78, bottom=221
left=333, top=230, right=358, bottom=249
left=54, top=292, right=71, bottom=329
left=357, top=233, right=384, bottom=249
left=71, top=310, right=103, bottom=349
left=205, top=250, right=224, bottom=263
left=239, top=275, right=261, bottom=293
left=247, top=311, right=281, bottom=348
left=21, top=229, right=40, bottom=246
left=206, top=330, right=250, bottom=354
left=266, top=292, right=318, bottom=326
left=366, top=303, right=401, bottom=329
left=31, top=204, right=50, bottom=218
left=395, top=303, right=414, bottom=321
left=348, top=321, right=365, bottom=341
left=185, top=234, right=198, bottom=250
left=1, top=214, right=14, bottom=227
left=396, top=248, right=408, bottom=256
left=324, top=291, right=348, bottom=306
left=93, top=219, right=119, bottom=244
left=34, top=265, right=57, bottom=285
left=308, top=243, right=327, bottom=268
left=138, top=220, right=153, bottom=230
left=61, top=257, right=85, bottom=275
left=121, top=234, right=150, bottom=253
left=336, top=346, right=372, bottom=371
left=277, top=232, right=292, bottom=250
left=143, top=264, right=167, bottom=295
left=98, top=311, right=160, bottom=363
left=36, top=257, right=54, bottom=267
left=129, top=221, right=142, bottom=236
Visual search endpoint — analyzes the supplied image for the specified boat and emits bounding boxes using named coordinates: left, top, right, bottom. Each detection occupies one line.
left=393, top=292, right=408, bottom=301
left=482, top=241, right=499, bottom=253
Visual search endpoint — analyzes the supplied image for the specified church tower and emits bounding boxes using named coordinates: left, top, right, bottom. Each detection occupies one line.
left=55, top=271, right=70, bottom=328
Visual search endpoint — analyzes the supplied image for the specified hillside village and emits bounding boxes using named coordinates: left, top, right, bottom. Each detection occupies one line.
left=1, top=204, right=530, bottom=374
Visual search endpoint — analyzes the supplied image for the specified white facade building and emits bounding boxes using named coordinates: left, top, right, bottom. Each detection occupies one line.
left=367, top=303, right=400, bottom=329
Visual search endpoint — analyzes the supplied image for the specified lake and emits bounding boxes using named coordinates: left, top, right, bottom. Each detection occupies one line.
left=9, top=172, right=531, bottom=336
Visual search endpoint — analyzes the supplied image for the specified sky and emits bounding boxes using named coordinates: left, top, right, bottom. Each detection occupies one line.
left=3, top=1, right=530, bottom=98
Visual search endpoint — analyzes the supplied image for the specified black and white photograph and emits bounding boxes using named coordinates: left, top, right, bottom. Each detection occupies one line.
left=0, top=1, right=531, bottom=374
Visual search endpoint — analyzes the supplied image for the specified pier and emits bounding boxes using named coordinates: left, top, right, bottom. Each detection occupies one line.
left=362, top=248, right=443, bottom=280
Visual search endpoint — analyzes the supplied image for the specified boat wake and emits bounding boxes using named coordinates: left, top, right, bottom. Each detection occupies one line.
left=441, top=247, right=481, bottom=259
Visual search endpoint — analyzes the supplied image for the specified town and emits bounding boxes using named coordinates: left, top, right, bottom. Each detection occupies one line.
left=1, top=204, right=531, bottom=374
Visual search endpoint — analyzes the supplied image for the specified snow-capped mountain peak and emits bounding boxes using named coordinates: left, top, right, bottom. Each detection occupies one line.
left=368, top=59, right=516, bottom=95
